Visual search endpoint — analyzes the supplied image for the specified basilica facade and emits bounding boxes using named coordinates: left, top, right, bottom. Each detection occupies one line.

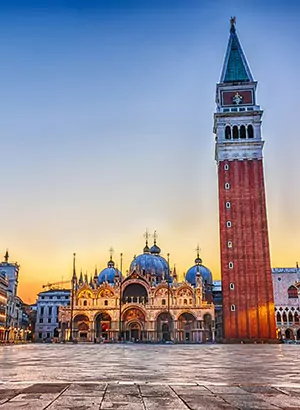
left=59, top=238, right=215, bottom=343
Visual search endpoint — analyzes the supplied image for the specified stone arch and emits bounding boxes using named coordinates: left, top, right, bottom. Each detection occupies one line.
left=95, top=312, right=112, bottom=340
left=177, top=312, right=197, bottom=343
left=122, top=307, right=146, bottom=342
left=225, top=125, right=231, bottom=139
left=122, top=282, right=148, bottom=303
left=73, top=314, right=90, bottom=342
left=203, top=313, right=213, bottom=342
left=285, top=328, right=293, bottom=340
left=156, top=312, right=173, bottom=342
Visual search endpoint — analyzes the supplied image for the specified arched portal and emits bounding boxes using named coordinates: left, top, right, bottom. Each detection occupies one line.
left=285, top=328, right=292, bottom=340
left=157, top=312, right=173, bottom=342
left=95, top=312, right=111, bottom=341
left=203, top=313, right=213, bottom=342
left=74, top=314, right=89, bottom=342
left=123, top=308, right=145, bottom=342
left=178, top=312, right=196, bottom=343
left=123, top=283, right=148, bottom=304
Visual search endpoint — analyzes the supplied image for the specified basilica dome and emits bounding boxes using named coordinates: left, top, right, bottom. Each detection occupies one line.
left=185, top=256, right=213, bottom=287
left=98, top=259, right=121, bottom=285
left=130, top=241, right=170, bottom=284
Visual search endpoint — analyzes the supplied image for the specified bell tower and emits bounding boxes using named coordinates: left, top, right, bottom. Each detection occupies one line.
left=214, top=18, right=276, bottom=342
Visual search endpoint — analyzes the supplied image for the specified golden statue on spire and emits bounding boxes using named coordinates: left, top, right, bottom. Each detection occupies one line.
left=230, top=16, right=236, bottom=27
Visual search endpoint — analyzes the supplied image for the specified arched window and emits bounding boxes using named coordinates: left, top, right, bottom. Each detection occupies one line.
left=295, top=312, right=299, bottom=323
left=104, top=300, right=108, bottom=306
left=240, top=125, right=246, bottom=139
left=282, top=312, right=287, bottom=323
left=225, top=125, right=231, bottom=140
left=184, top=299, right=188, bottom=305
left=233, top=125, right=239, bottom=139
left=162, top=299, right=166, bottom=306
left=288, top=285, right=298, bottom=299
left=288, top=312, right=293, bottom=323
left=276, top=312, right=281, bottom=323
left=247, top=124, right=254, bottom=138
left=83, top=300, right=87, bottom=307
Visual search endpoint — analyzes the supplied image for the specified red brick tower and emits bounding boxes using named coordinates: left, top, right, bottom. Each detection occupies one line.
left=214, top=18, right=276, bottom=342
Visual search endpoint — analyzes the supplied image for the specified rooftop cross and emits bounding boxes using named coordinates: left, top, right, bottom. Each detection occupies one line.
left=143, top=229, right=149, bottom=244
left=153, top=230, right=158, bottom=244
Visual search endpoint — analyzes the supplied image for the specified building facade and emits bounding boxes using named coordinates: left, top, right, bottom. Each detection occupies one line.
left=214, top=18, right=276, bottom=342
left=272, top=267, right=300, bottom=341
left=0, top=270, right=8, bottom=341
left=0, top=250, right=28, bottom=341
left=59, top=241, right=215, bottom=343
left=35, top=289, right=70, bottom=342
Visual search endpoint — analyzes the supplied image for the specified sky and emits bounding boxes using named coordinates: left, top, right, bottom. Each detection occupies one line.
left=1, top=0, right=300, bottom=303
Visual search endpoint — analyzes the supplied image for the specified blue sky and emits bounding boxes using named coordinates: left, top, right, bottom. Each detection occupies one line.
left=0, top=0, right=300, bottom=301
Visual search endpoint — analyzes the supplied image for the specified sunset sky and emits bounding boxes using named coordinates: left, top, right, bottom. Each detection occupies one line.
left=1, top=0, right=300, bottom=303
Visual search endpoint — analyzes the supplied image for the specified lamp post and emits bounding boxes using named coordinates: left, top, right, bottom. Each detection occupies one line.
left=69, top=253, right=76, bottom=342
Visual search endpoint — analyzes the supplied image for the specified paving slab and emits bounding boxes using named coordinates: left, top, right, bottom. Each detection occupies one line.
left=254, top=392, right=300, bottom=409
left=101, top=402, right=144, bottom=409
left=104, top=393, right=142, bottom=403
left=219, top=393, right=279, bottom=410
left=171, top=385, right=212, bottom=395
left=207, top=386, right=249, bottom=394
left=46, top=395, right=103, bottom=410
left=140, top=384, right=176, bottom=398
left=64, top=383, right=106, bottom=396
left=143, top=396, right=189, bottom=409
left=173, top=394, right=237, bottom=410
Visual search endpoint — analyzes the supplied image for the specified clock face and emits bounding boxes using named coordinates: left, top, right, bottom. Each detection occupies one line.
left=221, top=90, right=254, bottom=106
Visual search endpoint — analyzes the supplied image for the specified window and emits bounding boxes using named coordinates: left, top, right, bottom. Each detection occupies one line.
left=226, top=201, right=231, bottom=209
left=46, top=332, right=50, bottom=338
left=226, top=221, right=232, bottom=228
left=230, top=283, right=234, bottom=290
left=229, top=262, right=234, bottom=269
left=189, top=299, right=193, bottom=304
left=224, top=164, right=229, bottom=171
left=184, top=299, right=188, bottom=305
left=39, top=332, right=42, bottom=339
left=39, top=318, right=43, bottom=323
left=104, top=300, right=108, bottom=306
left=240, top=125, right=246, bottom=138
left=65, top=296, right=69, bottom=299
left=225, top=125, right=231, bottom=140
left=40, top=307, right=44, bottom=315
left=48, top=318, right=51, bottom=323
left=247, top=124, right=254, bottom=138
left=225, top=182, right=230, bottom=190
left=56, top=306, right=59, bottom=315
left=49, top=296, right=53, bottom=300
left=41, top=296, right=45, bottom=300
left=288, top=312, right=293, bottom=323
left=83, top=300, right=87, bottom=307
left=162, top=299, right=166, bottom=305
left=48, top=307, right=52, bottom=315
left=232, top=125, right=238, bottom=139
left=288, top=286, right=298, bottom=299
left=231, top=304, right=236, bottom=311
left=276, top=312, right=281, bottom=323
left=227, top=241, right=233, bottom=248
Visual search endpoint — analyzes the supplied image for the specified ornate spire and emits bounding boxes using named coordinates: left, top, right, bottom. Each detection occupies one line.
left=108, top=246, right=115, bottom=268
left=4, top=249, right=9, bottom=263
left=79, top=269, right=83, bottom=284
left=143, top=229, right=150, bottom=253
left=94, top=265, right=98, bottom=279
left=220, top=17, right=254, bottom=83
left=195, top=245, right=202, bottom=265
left=230, top=16, right=236, bottom=33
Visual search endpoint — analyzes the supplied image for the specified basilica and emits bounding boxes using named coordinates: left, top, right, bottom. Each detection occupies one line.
left=59, top=236, right=215, bottom=343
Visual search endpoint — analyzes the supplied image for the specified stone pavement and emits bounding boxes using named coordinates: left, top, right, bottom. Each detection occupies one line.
left=1, top=382, right=300, bottom=409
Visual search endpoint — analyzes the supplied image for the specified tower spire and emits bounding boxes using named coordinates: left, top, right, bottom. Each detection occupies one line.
left=220, top=17, right=254, bottom=83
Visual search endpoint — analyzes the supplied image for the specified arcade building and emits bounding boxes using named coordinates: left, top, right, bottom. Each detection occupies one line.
left=59, top=238, right=215, bottom=343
